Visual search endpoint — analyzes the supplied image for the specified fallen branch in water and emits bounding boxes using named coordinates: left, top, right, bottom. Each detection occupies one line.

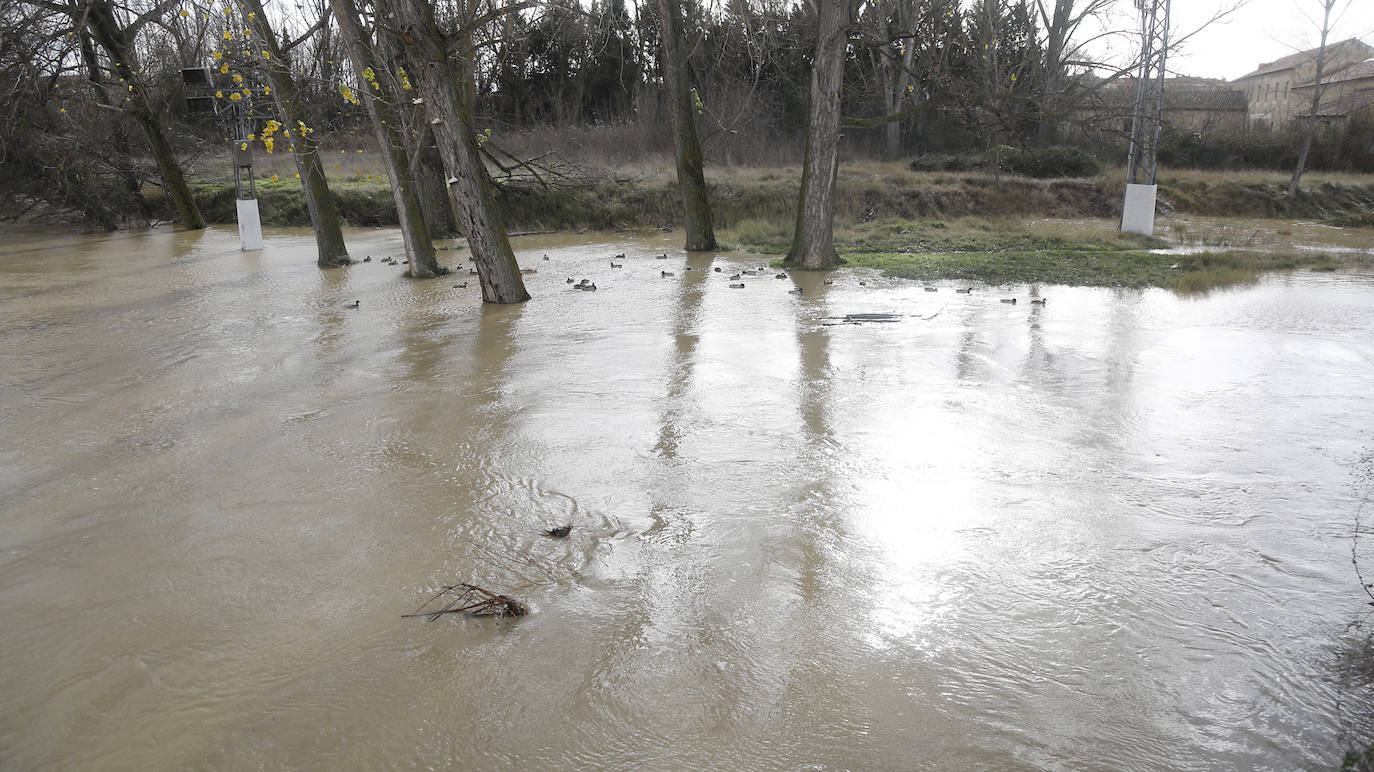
left=404, top=583, right=529, bottom=620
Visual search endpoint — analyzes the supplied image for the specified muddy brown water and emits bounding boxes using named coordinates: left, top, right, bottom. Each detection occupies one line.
left=3, top=224, right=1374, bottom=769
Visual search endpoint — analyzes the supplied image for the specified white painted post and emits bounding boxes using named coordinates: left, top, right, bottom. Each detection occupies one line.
left=236, top=198, right=264, bottom=250
left=1121, top=183, right=1157, bottom=236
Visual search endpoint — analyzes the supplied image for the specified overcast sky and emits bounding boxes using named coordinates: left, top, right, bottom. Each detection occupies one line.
left=1165, top=0, right=1374, bottom=81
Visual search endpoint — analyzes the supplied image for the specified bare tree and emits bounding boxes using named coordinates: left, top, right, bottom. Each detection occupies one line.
left=381, top=0, right=530, bottom=303
left=787, top=0, right=854, bottom=271
left=1288, top=0, right=1346, bottom=199
left=46, top=0, right=206, bottom=230
left=331, top=0, right=447, bottom=276
left=1034, top=0, right=1115, bottom=145
left=861, top=0, right=919, bottom=157
left=239, top=0, right=352, bottom=267
left=658, top=0, right=716, bottom=250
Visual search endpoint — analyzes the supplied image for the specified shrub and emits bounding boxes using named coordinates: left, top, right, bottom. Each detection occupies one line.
left=997, top=145, right=1102, bottom=178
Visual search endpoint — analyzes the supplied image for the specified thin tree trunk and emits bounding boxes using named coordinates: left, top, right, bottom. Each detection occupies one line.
left=787, top=0, right=851, bottom=270
left=658, top=0, right=716, bottom=250
left=369, top=22, right=461, bottom=238
left=385, top=0, right=529, bottom=303
left=1036, top=0, right=1071, bottom=146
left=242, top=0, right=351, bottom=267
left=1289, top=0, right=1336, bottom=199
left=876, top=2, right=915, bottom=159
left=79, top=0, right=205, bottom=230
left=329, top=0, right=446, bottom=276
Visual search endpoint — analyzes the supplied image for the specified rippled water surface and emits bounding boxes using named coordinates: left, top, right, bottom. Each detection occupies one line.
left=3, top=225, right=1374, bottom=770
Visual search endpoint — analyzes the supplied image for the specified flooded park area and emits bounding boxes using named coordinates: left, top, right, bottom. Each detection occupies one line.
left=3, top=222, right=1374, bottom=768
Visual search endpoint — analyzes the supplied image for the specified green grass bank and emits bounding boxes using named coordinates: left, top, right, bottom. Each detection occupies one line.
left=188, top=164, right=1374, bottom=233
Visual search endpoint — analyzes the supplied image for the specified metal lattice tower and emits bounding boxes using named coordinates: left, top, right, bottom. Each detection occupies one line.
left=1125, top=0, right=1170, bottom=185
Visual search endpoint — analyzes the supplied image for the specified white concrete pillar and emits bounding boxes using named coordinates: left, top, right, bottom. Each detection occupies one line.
left=236, top=198, right=264, bottom=251
left=1121, top=183, right=1157, bottom=236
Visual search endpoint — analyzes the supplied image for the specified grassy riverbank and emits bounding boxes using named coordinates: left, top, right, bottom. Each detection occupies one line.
left=728, top=215, right=1354, bottom=292
left=184, top=161, right=1374, bottom=232
left=169, top=162, right=1374, bottom=292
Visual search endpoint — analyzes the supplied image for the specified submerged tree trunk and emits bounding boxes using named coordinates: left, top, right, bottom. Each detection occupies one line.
left=384, top=0, right=529, bottom=303
left=415, top=142, right=461, bottom=238
left=787, top=0, right=851, bottom=270
left=77, top=0, right=204, bottom=230
left=657, top=0, right=716, bottom=251
left=241, top=0, right=350, bottom=267
left=1289, top=0, right=1337, bottom=199
left=329, top=0, right=446, bottom=277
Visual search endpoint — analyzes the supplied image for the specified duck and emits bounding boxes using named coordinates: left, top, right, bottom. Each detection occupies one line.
left=742, top=269, right=757, bottom=276
left=346, top=299, right=360, bottom=308
left=581, top=283, right=597, bottom=291
left=614, top=253, right=626, bottom=259
left=610, top=262, right=623, bottom=268
left=924, top=286, right=938, bottom=292
left=729, top=273, right=741, bottom=280
left=859, top=281, right=867, bottom=286
left=661, top=270, right=674, bottom=277
left=822, top=280, right=834, bottom=285
left=543, top=524, right=572, bottom=538
left=730, top=282, right=745, bottom=289
left=684, top=266, right=693, bottom=271
left=789, top=287, right=804, bottom=295
left=1000, top=298, right=1017, bottom=304
left=656, top=253, right=669, bottom=260
left=452, top=282, right=467, bottom=289
left=363, top=255, right=372, bottom=262
left=542, top=254, right=550, bottom=261
left=567, top=277, right=576, bottom=283
left=713, top=267, right=722, bottom=273
left=955, top=287, right=972, bottom=294
left=775, top=273, right=787, bottom=279
left=1029, top=298, right=1046, bottom=305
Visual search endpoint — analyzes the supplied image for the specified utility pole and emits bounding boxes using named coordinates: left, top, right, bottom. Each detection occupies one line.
left=1121, top=0, right=1170, bottom=236
left=230, top=101, right=264, bottom=251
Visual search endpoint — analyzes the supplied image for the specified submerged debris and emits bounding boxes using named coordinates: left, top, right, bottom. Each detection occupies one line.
left=544, top=524, right=572, bottom=538
left=404, top=583, right=529, bottom=620
left=835, top=312, right=902, bottom=323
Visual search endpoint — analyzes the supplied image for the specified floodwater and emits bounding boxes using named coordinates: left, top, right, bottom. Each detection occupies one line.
left=2, top=224, right=1373, bottom=770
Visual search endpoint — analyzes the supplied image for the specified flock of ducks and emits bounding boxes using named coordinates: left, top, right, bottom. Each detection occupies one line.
left=343, top=250, right=1048, bottom=309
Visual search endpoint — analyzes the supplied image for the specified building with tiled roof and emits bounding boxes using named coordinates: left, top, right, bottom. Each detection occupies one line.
left=1293, top=56, right=1374, bottom=124
left=1077, top=77, right=1247, bottom=135
left=1231, top=38, right=1374, bottom=129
